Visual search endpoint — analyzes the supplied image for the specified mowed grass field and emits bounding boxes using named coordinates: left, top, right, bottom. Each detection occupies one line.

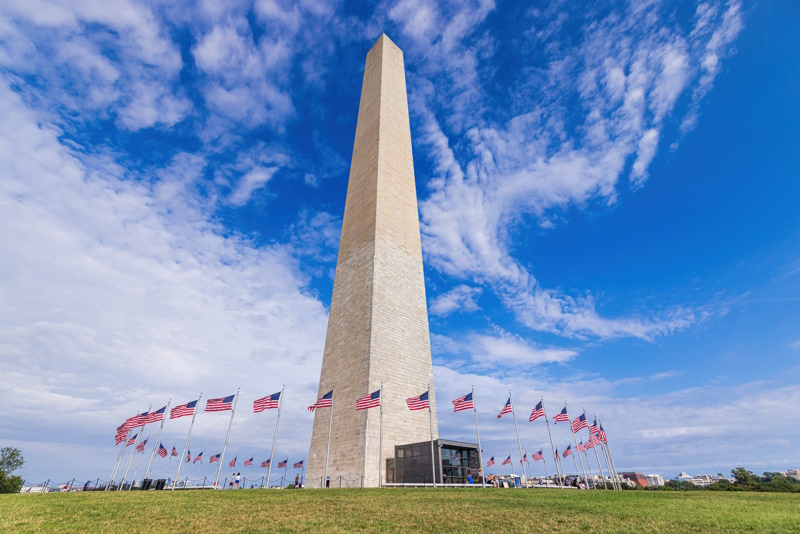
left=2, top=487, right=798, bottom=533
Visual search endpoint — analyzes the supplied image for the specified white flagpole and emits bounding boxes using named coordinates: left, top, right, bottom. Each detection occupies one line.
left=471, top=386, right=485, bottom=488
left=509, top=390, right=525, bottom=489
left=163, top=443, right=175, bottom=479
left=107, top=429, right=130, bottom=490
left=267, top=385, right=284, bottom=489
left=363, top=388, right=370, bottom=487
left=540, top=398, right=563, bottom=488
left=215, top=388, right=240, bottom=489
left=144, top=399, right=171, bottom=482
left=324, top=385, right=334, bottom=488
left=378, top=383, right=383, bottom=487
left=597, top=429, right=618, bottom=490
left=119, top=405, right=150, bottom=491
left=173, top=393, right=202, bottom=490
left=129, top=435, right=149, bottom=490
left=492, top=454, right=497, bottom=480
left=542, top=456, right=549, bottom=487
left=196, top=449, right=204, bottom=478
left=598, top=416, right=621, bottom=490
left=565, top=400, right=587, bottom=489
left=584, top=408, right=605, bottom=488
left=581, top=443, right=596, bottom=490
left=430, top=385, right=437, bottom=487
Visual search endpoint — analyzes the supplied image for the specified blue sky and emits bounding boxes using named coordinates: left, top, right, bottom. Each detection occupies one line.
left=2, top=0, right=798, bottom=484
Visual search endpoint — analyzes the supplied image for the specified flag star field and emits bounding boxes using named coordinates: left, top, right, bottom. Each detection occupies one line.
left=1, top=0, right=799, bottom=482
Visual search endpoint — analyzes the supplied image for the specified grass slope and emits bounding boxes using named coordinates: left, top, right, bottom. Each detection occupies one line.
left=2, top=488, right=798, bottom=533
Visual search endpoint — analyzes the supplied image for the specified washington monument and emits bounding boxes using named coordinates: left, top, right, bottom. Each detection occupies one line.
left=305, top=34, right=438, bottom=488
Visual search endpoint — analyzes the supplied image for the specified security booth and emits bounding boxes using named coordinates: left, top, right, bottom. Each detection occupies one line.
left=390, top=438, right=481, bottom=485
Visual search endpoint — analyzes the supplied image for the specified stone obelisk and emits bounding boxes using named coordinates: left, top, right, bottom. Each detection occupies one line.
left=306, top=34, right=438, bottom=488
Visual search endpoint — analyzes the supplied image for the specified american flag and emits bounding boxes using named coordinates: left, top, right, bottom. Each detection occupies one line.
left=254, top=392, right=281, bottom=413
left=554, top=448, right=560, bottom=462
left=193, top=452, right=203, bottom=464
left=142, top=406, right=166, bottom=424
left=452, top=392, right=474, bottom=412
left=119, top=413, right=145, bottom=432
left=244, top=458, right=253, bottom=467
left=170, top=400, right=197, bottom=419
left=585, top=438, right=595, bottom=450
left=497, top=398, right=512, bottom=419
left=308, top=390, right=333, bottom=412
left=529, top=400, right=545, bottom=422
left=532, top=450, right=543, bottom=461
left=520, top=453, right=528, bottom=465
left=186, top=450, right=191, bottom=462
left=486, top=456, right=495, bottom=467
left=210, top=454, right=220, bottom=464
left=293, top=459, right=304, bottom=469
left=571, top=413, right=588, bottom=433
left=553, top=406, right=569, bottom=423
left=589, top=418, right=600, bottom=434
left=406, top=391, right=430, bottom=411
left=157, top=443, right=168, bottom=458
left=261, top=459, right=270, bottom=468
left=229, top=456, right=237, bottom=468
left=171, top=446, right=178, bottom=457
left=205, top=395, right=235, bottom=412
left=577, top=441, right=586, bottom=453
left=563, top=445, right=572, bottom=458
left=277, top=459, right=287, bottom=468
left=356, top=390, right=381, bottom=410
left=501, top=455, right=512, bottom=466
left=136, top=439, right=148, bottom=453
left=592, top=434, right=602, bottom=445
left=598, top=425, right=608, bottom=443
left=115, top=428, right=127, bottom=445
left=127, top=433, right=138, bottom=446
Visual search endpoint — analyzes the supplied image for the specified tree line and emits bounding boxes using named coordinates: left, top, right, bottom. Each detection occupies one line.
left=656, top=468, right=800, bottom=493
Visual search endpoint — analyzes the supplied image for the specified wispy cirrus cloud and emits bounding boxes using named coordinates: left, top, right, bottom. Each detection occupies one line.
left=384, top=0, right=745, bottom=340
left=429, top=285, right=483, bottom=317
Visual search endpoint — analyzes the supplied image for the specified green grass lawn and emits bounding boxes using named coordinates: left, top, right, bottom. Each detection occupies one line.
left=1, top=488, right=798, bottom=533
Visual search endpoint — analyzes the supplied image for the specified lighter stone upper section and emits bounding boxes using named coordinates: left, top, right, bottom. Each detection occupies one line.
left=305, top=34, right=438, bottom=488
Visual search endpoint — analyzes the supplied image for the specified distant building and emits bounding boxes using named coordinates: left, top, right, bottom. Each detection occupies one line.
left=645, top=474, right=664, bottom=487
left=786, top=470, right=800, bottom=481
left=620, top=472, right=648, bottom=487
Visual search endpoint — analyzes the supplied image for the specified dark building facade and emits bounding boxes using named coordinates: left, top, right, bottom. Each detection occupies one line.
left=390, top=439, right=480, bottom=484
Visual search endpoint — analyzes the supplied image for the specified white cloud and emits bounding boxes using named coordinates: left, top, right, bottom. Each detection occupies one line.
left=228, top=167, right=279, bottom=206
left=0, top=79, right=330, bottom=481
left=429, top=285, right=483, bottom=317
left=406, top=0, right=744, bottom=340
left=432, top=330, right=578, bottom=369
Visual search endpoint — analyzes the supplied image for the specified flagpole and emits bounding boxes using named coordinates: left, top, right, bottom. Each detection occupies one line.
left=596, top=425, right=618, bottom=490
left=542, top=456, right=549, bottom=487
left=324, top=385, right=334, bottom=488
left=492, top=454, right=497, bottom=480
left=470, top=386, right=484, bottom=488
left=430, top=385, right=437, bottom=488
left=508, top=389, right=525, bottom=488
left=107, top=429, right=130, bottom=491
left=173, top=393, right=202, bottom=490
left=129, top=435, right=149, bottom=490
left=565, top=400, right=587, bottom=489
left=267, top=385, right=284, bottom=489
left=164, top=443, right=175, bottom=479
left=196, top=450, right=204, bottom=478
left=584, top=408, right=605, bottom=489
left=378, top=383, right=383, bottom=487
left=215, top=388, right=240, bottom=489
left=362, top=387, right=370, bottom=486
left=143, top=399, right=171, bottom=482
left=598, top=416, right=621, bottom=490
left=592, top=414, right=622, bottom=490
left=119, top=404, right=150, bottom=491
left=581, top=443, right=596, bottom=490
left=540, top=398, right=562, bottom=488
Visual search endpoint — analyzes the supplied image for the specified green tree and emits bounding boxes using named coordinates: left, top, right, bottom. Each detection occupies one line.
left=731, top=467, right=759, bottom=490
left=0, top=447, right=24, bottom=494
